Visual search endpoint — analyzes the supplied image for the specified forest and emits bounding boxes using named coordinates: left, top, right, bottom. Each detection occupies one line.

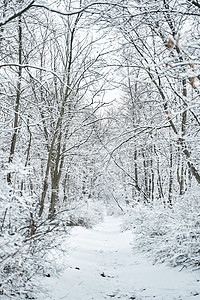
left=0, top=0, right=200, bottom=298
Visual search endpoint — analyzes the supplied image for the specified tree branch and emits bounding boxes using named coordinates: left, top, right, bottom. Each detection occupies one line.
left=0, top=1, right=35, bottom=27
left=187, top=0, right=200, bottom=9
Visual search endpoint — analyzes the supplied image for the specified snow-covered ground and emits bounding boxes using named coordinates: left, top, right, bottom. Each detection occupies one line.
left=38, top=216, right=199, bottom=300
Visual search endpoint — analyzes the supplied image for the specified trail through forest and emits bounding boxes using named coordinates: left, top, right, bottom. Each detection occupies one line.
left=39, top=216, right=199, bottom=300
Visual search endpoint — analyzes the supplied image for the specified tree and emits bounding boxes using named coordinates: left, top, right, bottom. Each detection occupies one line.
left=98, top=0, right=200, bottom=205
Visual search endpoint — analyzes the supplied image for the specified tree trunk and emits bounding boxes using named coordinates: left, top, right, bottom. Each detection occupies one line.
left=142, top=149, right=149, bottom=203
left=48, top=132, right=62, bottom=219
left=168, top=142, right=173, bottom=206
left=134, top=149, right=139, bottom=200
left=7, top=16, right=22, bottom=183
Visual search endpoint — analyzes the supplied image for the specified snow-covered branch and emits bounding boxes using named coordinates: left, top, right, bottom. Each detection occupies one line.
left=0, top=1, right=35, bottom=27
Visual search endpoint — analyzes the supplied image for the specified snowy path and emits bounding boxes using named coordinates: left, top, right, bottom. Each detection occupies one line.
left=40, top=216, right=199, bottom=300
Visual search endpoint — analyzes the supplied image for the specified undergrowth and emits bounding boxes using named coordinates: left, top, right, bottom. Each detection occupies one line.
left=123, top=194, right=200, bottom=270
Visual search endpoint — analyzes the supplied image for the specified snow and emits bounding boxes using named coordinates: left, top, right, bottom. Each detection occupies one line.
left=38, top=216, right=199, bottom=300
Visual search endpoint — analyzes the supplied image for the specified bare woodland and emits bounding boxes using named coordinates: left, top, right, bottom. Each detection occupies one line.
left=0, top=0, right=200, bottom=298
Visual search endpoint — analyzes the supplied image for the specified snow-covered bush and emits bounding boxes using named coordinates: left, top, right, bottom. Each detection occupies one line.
left=0, top=163, right=71, bottom=299
left=0, top=198, right=70, bottom=298
left=123, top=194, right=200, bottom=269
